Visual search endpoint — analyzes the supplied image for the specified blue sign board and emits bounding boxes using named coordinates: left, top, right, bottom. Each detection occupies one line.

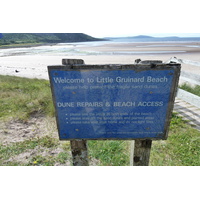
left=48, top=65, right=180, bottom=140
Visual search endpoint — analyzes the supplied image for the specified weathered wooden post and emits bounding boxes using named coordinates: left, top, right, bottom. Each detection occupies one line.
left=70, top=139, right=88, bottom=166
left=132, top=139, right=152, bottom=166
left=62, top=59, right=89, bottom=166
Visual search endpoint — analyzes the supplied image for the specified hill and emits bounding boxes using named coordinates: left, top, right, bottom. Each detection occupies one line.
left=104, top=35, right=154, bottom=40
left=0, top=33, right=103, bottom=46
left=127, top=35, right=154, bottom=39
left=105, top=35, right=200, bottom=42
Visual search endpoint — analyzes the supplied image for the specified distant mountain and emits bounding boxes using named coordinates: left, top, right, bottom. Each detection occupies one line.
left=0, top=33, right=103, bottom=46
left=127, top=35, right=154, bottom=39
left=105, top=35, right=200, bottom=42
left=104, top=35, right=154, bottom=40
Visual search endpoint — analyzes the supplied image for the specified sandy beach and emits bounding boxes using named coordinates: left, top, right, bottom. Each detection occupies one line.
left=0, top=41, right=200, bottom=80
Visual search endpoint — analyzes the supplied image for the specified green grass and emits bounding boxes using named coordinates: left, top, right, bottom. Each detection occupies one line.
left=88, top=113, right=200, bottom=166
left=180, top=83, right=200, bottom=97
left=0, top=75, right=199, bottom=166
left=87, top=114, right=200, bottom=166
left=0, top=136, right=71, bottom=166
left=0, top=43, right=44, bottom=48
left=88, top=140, right=130, bottom=166
left=0, top=75, right=54, bottom=120
left=149, top=114, right=200, bottom=166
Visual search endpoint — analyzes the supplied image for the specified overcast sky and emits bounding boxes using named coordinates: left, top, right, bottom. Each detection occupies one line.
left=87, top=33, right=200, bottom=39
left=1, top=0, right=200, bottom=39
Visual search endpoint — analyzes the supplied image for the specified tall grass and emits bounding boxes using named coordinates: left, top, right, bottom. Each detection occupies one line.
left=88, top=140, right=130, bottom=166
left=88, top=114, right=200, bottom=166
left=180, top=83, right=200, bottom=97
left=150, top=114, right=200, bottom=166
left=0, top=75, right=54, bottom=120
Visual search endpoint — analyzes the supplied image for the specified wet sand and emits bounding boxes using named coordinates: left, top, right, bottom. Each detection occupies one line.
left=0, top=41, right=200, bottom=80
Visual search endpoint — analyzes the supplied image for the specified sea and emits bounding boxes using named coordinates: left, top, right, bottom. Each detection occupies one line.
left=1, top=37, right=200, bottom=57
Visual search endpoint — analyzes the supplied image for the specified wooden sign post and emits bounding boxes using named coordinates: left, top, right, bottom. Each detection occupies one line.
left=48, top=59, right=181, bottom=166
left=131, top=139, right=152, bottom=166
left=63, top=59, right=89, bottom=166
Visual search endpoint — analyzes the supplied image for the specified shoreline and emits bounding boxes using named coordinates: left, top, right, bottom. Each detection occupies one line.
left=0, top=43, right=59, bottom=49
left=0, top=39, right=108, bottom=50
left=0, top=41, right=200, bottom=80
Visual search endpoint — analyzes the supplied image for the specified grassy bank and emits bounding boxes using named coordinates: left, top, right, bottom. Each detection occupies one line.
left=88, top=114, right=200, bottom=166
left=0, top=43, right=46, bottom=49
left=0, top=75, right=199, bottom=166
left=180, top=83, right=200, bottom=97
left=0, top=75, right=54, bottom=121
left=0, top=33, right=103, bottom=47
